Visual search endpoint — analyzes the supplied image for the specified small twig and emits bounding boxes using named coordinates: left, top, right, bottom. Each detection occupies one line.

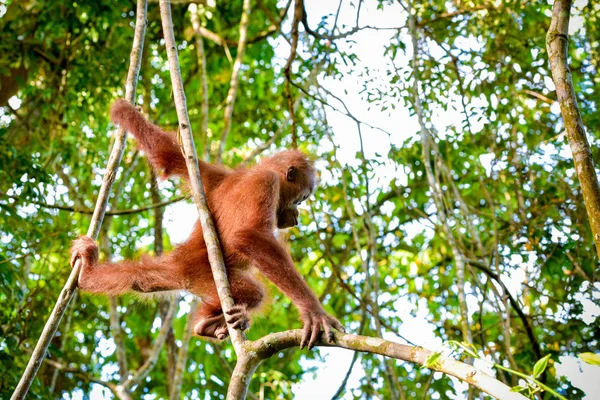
left=48, top=292, right=78, bottom=392
left=283, top=0, right=304, bottom=148
left=189, top=3, right=211, bottom=161
left=465, top=259, right=543, bottom=360
left=331, top=0, right=343, bottom=33
left=217, top=0, right=251, bottom=163
left=193, top=17, right=283, bottom=48
left=521, top=89, right=555, bottom=104
left=330, top=309, right=367, bottom=400
left=119, top=299, right=178, bottom=392
left=149, top=166, right=179, bottom=391
left=301, top=1, right=369, bottom=41
left=170, top=299, right=198, bottom=400
left=43, top=359, right=119, bottom=396
left=416, top=5, right=490, bottom=27
left=238, top=58, right=322, bottom=166
left=291, top=79, right=391, bottom=136
left=3, top=194, right=187, bottom=216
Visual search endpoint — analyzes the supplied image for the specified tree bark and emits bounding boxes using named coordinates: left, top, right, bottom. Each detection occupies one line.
left=227, top=331, right=528, bottom=400
left=158, top=0, right=245, bottom=351
left=547, top=0, right=600, bottom=258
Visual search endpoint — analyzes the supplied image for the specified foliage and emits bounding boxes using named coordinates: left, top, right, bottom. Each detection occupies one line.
left=1, top=0, right=599, bottom=399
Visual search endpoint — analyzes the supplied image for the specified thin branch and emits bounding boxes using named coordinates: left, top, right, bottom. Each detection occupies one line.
left=48, top=292, right=78, bottom=392
left=189, top=3, right=210, bottom=161
left=10, top=1, right=148, bottom=398
left=100, top=229, right=129, bottom=382
left=238, top=59, right=322, bottom=167
left=239, top=129, right=284, bottom=167
left=192, top=7, right=284, bottom=49
left=307, top=82, right=392, bottom=137
left=465, top=259, right=542, bottom=360
left=57, top=167, right=83, bottom=207
left=227, top=331, right=528, bottom=400
left=416, top=5, right=490, bottom=27
left=217, top=0, right=251, bottom=163
left=158, top=0, right=244, bottom=352
left=330, top=309, right=368, bottom=400
left=149, top=167, right=179, bottom=391
left=3, top=194, right=187, bottom=216
left=565, top=251, right=592, bottom=281
left=257, top=0, right=293, bottom=37
left=119, top=299, right=178, bottom=392
left=301, top=0, right=366, bottom=41
left=170, top=299, right=198, bottom=400
left=203, top=26, right=278, bottom=47
left=283, top=0, right=304, bottom=148
left=421, top=372, right=435, bottom=399
left=330, top=348, right=360, bottom=400
left=109, top=296, right=129, bottom=382
left=43, top=359, right=120, bottom=396
left=195, top=25, right=226, bottom=47
left=112, top=151, right=142, bottom=202
left=521, top=89, right=555, bottom=104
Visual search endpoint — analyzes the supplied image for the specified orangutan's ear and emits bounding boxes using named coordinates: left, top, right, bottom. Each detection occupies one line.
left=286, top=166, right=296, bottom=182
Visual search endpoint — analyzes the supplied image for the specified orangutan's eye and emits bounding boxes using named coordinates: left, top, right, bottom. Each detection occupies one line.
left=296, top=193, right=309, bottom=205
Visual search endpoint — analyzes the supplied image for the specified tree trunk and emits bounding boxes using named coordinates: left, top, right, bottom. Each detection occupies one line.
left=547, top=0, right=600, bottom=258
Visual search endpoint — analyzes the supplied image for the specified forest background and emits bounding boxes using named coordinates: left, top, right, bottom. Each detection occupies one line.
left=1, top=0, right=599, bottom=399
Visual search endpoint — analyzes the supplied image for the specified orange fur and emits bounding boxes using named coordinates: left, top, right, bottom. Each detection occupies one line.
left=70, top=100, right=343, bottom=348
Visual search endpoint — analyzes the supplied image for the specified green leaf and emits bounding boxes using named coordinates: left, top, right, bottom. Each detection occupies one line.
left=533, top=354, right=551, bottom=378
left=510, top=385, right=527, bottom=393
left=423, top=352, right=441, bottom=368
left=448, top=341, right=478, bottom=359
left=579, top=352, right=600, bottom=366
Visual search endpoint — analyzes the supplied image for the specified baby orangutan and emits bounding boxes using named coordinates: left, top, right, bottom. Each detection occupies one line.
left=70, top=100, right=344, bottom=349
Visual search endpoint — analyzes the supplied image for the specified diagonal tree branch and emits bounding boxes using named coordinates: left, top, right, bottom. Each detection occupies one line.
left=239, top=56, right=323, bottom=167
left=10, top=1, right=148, bottom=398
left=158, top=0, right=244, bottom=352
left=546, top=0, right=600, bottom=257
left=48, top=292, right=78, bottom=393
